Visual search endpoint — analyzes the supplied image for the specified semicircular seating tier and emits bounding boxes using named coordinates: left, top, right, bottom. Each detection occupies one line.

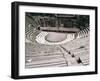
left=25, top=15, right=90, bottom=68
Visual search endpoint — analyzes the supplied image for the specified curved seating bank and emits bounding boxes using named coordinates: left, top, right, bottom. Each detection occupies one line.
left=25, top=16, right=90, bottom=68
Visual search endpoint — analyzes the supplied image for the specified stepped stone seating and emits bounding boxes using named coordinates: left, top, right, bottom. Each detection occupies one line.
left=61, top=30, right=90, bottom=66
left=25, top=15, right=90, bottom=68
left=25, top=16, right=41, bottom=42
left=77, top=27, right=89, bottom=38
left=25, top=43, right=67, bottom=68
